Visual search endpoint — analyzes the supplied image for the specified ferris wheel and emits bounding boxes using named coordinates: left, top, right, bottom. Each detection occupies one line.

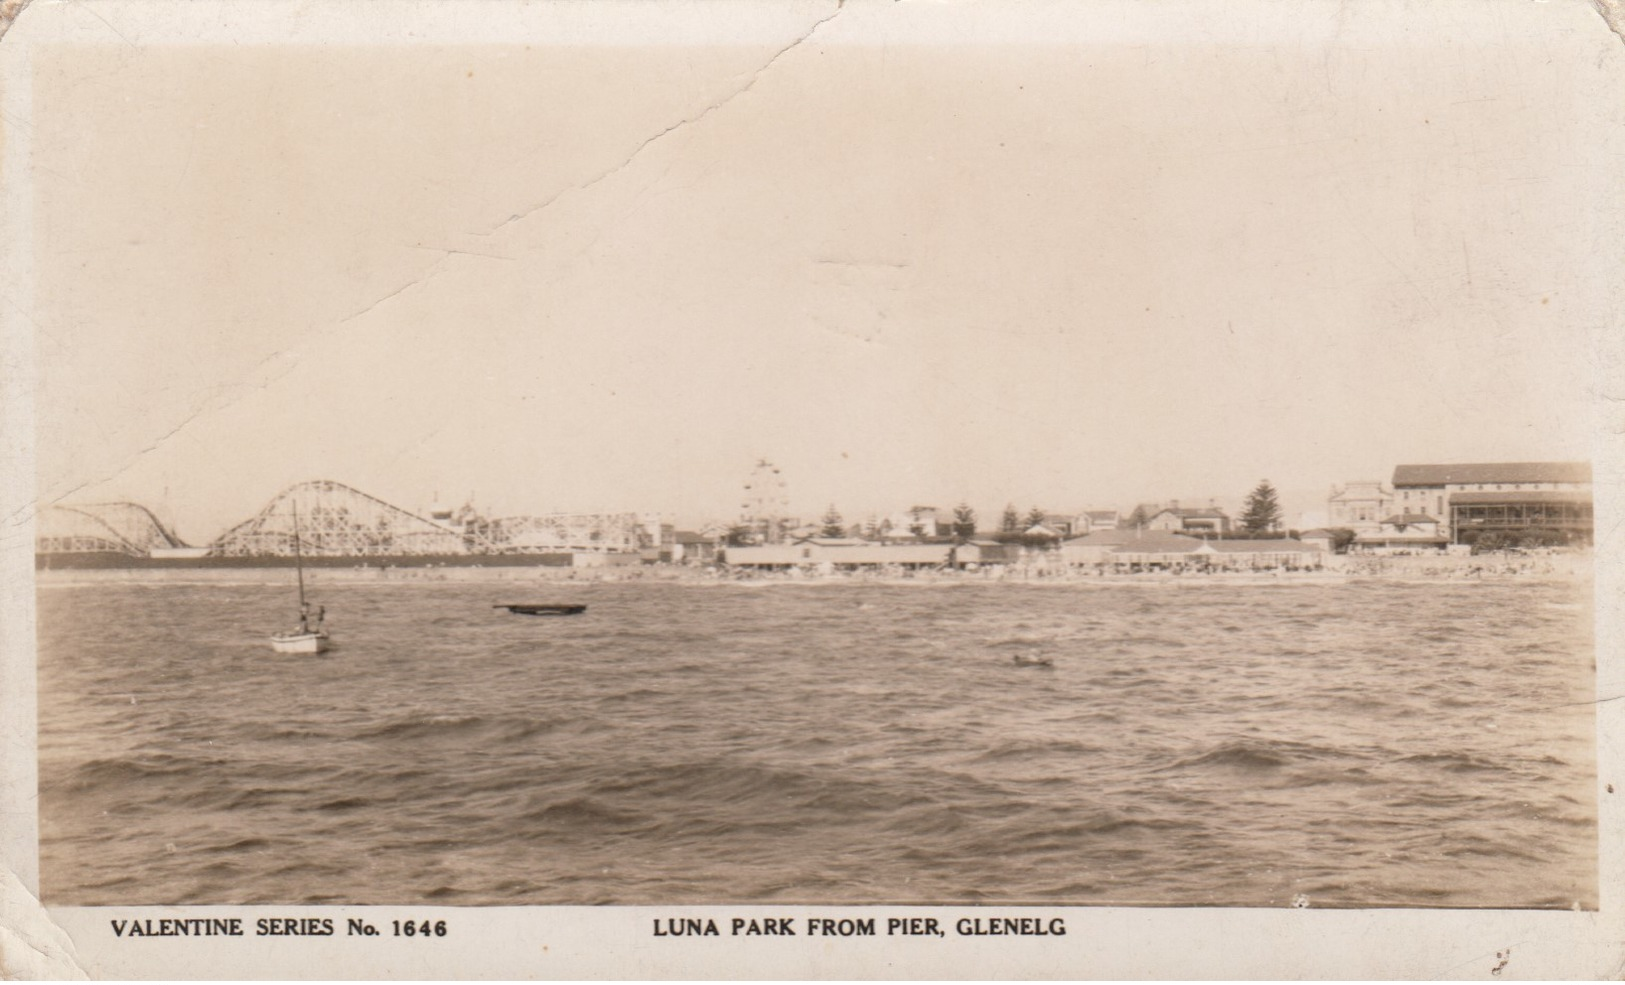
left=740, top=458, right=790, bottom=542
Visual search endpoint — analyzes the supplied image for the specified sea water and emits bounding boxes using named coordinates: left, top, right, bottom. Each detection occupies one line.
left=35, top=578, right=1596, bottom=907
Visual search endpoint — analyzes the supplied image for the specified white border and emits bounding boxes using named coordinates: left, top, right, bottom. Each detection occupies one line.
left=2, top=0, right=1621, bottom=978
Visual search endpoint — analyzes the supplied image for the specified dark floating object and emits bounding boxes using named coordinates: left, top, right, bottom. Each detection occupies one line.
left=1011, top=654, right=1054, bottom=668
left=496, top=604, right=588, bottom=617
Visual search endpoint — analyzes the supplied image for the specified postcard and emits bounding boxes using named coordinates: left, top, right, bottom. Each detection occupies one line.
left=2, top=0, right=1621, bottom=977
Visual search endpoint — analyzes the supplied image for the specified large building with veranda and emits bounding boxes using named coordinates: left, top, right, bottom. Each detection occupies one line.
left=1388, top=461, right=1592, bottom=547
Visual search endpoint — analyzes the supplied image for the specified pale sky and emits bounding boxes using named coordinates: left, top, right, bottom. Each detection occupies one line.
left=23, top=2, right=1620, bottom=543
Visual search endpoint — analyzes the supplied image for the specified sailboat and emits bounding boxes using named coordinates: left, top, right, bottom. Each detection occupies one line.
left=270, top=502, right=330, bottom=654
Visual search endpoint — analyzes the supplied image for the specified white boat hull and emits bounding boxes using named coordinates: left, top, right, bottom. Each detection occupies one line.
left=270, top=632, right=329, bottom=654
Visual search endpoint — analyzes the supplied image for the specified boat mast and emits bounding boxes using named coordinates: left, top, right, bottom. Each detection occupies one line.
left=292, top=501, right=307, bottom=608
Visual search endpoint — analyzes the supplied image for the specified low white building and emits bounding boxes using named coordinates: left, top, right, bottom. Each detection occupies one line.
left=1353, top=514, right=1448, bottom=553
left=723, top=540, right=956, bottom=569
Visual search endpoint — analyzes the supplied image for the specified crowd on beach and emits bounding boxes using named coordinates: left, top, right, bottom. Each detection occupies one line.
left=36, top=548, right=1591, bottom=586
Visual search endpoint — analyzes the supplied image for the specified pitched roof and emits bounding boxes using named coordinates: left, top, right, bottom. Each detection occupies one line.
left=1108, top=531, right=1206, bottom=554
left=1063, top=529, right=1136, bottom=546
left=1204, top=539, right=1321, bottom=553
left=1380, top=513, right=1438, bottom=525
left=1085, top=510, right=1119, bottom=521
left=1449, top=490, right=1593, bottom=505
left=1391, top=462, right=1591, bottom=487
left=1150, top=507, right=1229, bottom=519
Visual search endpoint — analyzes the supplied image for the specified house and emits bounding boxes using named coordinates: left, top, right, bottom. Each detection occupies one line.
left=959, top=540, right=1021, bottom=566
left=1025, top=511, right=1085, bottom=537
left=1122, top=503, right=1164, bottom=528
left=1078, top=510, right=1120, bottom=533
left=671, top=530, right=719, bottom=564
left=1144, top=505, right=1231, bottom=535
left=1023, top=522, right=1066, bottom=541
left=1390, top=462, right=1592, bottom=544
left=1298, top=528, right=1339, bottom=553
left=1328, top=481, right=1392, bottom=535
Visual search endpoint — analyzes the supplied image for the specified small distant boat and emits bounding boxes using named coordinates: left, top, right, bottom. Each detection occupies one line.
left=271, top=628, right=328, bottom=654
left=270, top=502, right=330, bottom=654
left=1012, top=654, right=1053, bottom=668
left=495, top=604, right=588, bottom=617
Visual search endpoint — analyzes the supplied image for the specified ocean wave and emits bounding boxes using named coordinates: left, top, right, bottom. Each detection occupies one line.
left=36, top=578, right=1597, bottom=907
left=352, top=712, right=558, bottom=744
left=50, top=754, right=201, bottom=794
left=974, top=739, right=1107, bottom=763
left=1397, top=751, right=1510, bottom=774
left=1159, top=741, right=1311, bottom=771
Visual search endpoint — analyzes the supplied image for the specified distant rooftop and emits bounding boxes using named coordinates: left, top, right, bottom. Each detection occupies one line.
left=1204, top=539, right=1319, bottom=553
left=1107, top=531, right=1206, bottom=554
left=1448, top=490, right=1593, bottom=506
left=1392, top=462, right=1590, bottom=487
left=1381, top=513, right=1439, bottom=525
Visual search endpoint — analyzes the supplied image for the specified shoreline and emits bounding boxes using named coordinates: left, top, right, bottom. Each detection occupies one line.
left=33, top=555, right=1592, bottom=589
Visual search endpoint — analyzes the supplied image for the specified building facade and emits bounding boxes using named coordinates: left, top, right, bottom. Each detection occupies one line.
left=1143, top=506, right=1231, bottom=535
left=1327, top=481, right=1392, bottom=534
left=1390, top=462, right=1592, bottom=545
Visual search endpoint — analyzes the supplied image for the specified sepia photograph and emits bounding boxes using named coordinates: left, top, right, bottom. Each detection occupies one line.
left=2, top=0, right=1622, bottom=977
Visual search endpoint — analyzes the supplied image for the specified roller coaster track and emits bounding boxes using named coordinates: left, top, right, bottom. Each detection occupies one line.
left=211, top=479, right=480, bottom=557
left=36, top=502, right=188, bottom=556
left=40, top=480, right=663, bottom=558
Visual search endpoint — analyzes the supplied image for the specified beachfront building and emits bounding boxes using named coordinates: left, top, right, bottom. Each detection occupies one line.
left=1106, top=530, right=1207, bottom=567
left=720, top=537, right=1036, bottom=571
left=1298, top=529, right=1338, bottom=552
left=1062, top=530, right=1324, bottom=570
left=1059, top=528, right=1140, bottom=564
left=1328, top=481, right=1392, bottom=535
left=722, top=540, right=955, bottom=570
left=1390, top=462, right=1593, bottom=545
left=1196, top=539, right=1325, bottom=569
left=1353, top=514, right=1449, bottom=553
left=671, top=531, right=719, bottom=564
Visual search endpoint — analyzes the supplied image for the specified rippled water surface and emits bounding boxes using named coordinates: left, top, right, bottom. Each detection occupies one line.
left=37, top=578, right=1596, bottom=907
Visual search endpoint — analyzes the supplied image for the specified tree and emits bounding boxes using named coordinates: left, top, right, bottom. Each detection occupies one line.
left=952, top=503, right=977, bottom=541
left=1000, top=503, right=1021, bottom=534
left=1025, top=506, right=1047, bottom=529
left=819, top=505, right=845, bottom=539
left=1241, top=480, right=1283, bottom=533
